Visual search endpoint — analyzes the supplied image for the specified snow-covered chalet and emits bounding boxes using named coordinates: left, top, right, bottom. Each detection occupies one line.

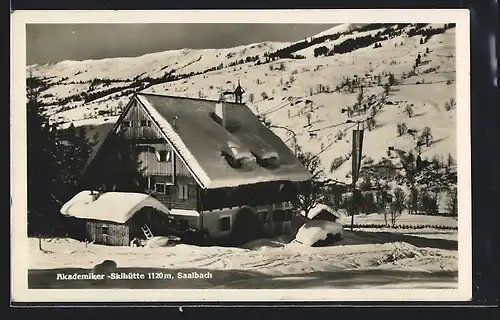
left=81, top=91, right=312, bottom=244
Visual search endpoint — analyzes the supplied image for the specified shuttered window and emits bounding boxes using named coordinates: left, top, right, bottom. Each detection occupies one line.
left=178, top=184, right=189, bottom=200
left=156, top=150, right=171, bottom=162
left=219, top=216, right=231, bottom=232
left=137, top=145, right=156, bottom=153
left=178, top=219, right=189, bottom=231
left=155, top=183, right=166, bottom=194
left=140, top=119, right=152, bottom=127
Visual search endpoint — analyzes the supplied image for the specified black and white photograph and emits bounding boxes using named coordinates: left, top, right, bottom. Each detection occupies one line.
left=11, top=10, right=471, bottom=302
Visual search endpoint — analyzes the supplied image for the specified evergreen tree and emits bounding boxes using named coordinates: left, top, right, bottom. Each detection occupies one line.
left=418, top=189, right=438, bottom=215
left=445, top=186, right=458, bottom=218
left=57, top=124, right=94, bottom=201
left=388, top=73, right=396, bottom=86
left=415, top=53, right=422, bottom=67
left=390, top=187, right=406, bottom=226
left=26, top=78, right=63, bottom=235
left=85, top=130, right=146, bottom=193
left=406, top=187, right=419, bottom=214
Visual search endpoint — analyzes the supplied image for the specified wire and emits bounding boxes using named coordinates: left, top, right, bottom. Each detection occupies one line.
left=310, top=122, right=358, bottom=160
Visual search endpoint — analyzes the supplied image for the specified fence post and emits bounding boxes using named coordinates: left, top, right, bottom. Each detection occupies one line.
left=38, top=234, right=42, bottom=251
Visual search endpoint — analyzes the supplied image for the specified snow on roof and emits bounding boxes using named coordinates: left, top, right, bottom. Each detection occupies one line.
left=312, top=23, right=368, bottom=38
left=60, top=190, right=98, bottom=216
left=135, top=93, right=312, bottom=189
left=60, top=191, right=170, bottom=224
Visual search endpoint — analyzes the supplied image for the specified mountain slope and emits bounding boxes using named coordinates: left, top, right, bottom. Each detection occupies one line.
left=27, top=23, right=457, bottom=185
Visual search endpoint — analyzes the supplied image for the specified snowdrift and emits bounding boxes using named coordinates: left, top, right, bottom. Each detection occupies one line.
left=293, top=220, right=344, bottom=246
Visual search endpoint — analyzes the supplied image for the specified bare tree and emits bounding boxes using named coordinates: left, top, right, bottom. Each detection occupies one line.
left=421, top=126, right=433, bottom=147
left=366, top=117, right=376, bottom=131
left=293, top=147, right=325, bottom=218
left=356, top=86, right=364, bottom=106
left=397, top=122, right=408, bottom=136
left=405, top=104, right=414, bottom=117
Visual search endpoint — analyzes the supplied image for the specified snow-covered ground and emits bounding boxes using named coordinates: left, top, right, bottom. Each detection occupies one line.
left=350, top=213, right=457, bottom=227
left=29, top=227, right=458, bottom=289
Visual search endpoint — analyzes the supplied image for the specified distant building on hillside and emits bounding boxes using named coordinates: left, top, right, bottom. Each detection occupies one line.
left=80, top=92, right=312, bottom=245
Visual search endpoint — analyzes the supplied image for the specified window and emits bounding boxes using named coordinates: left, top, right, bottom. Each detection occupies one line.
left=138, top=145, right=156, bottom=153
left=140, top=119, right=152, bottom=127
left=219, top=216, right=231, bottom=232
left=155, top=183, right=166, bottom=194
left=272, top=210, right=286, bottom=222
left=284, top=210, right=293, bottom=221
left=101, top=225, right=109, bottom=235
left=257, top=211, right=268, bottom=222
left=178, top=219, right=189, bottom=231
left=156, top=150, right=171, bottom=162
left=121, top=120, right=131, bottom=128
left=178, top=184, right=189, bottom=200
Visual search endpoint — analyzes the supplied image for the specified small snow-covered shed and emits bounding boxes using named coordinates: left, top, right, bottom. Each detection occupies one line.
left=301, top=204, right=344, bottom=223
left=61, top=191, right=172, bottom=246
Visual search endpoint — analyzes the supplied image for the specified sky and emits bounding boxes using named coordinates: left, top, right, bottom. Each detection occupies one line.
left=26, top=23, right=337, bottom=65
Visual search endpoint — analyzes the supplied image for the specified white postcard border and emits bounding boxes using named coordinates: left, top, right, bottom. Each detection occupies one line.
left=11, top=9, right=471, bottom=303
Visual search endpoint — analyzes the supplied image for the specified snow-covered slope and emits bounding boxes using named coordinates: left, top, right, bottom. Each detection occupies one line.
left=312, top=23, right=368, bottom=38
left=27, top=23, right=457, bottom=185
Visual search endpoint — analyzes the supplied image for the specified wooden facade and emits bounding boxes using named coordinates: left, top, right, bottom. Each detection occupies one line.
left=199, top=181, right=299, bottom=211
left=83, top=95, right=306, bottom=242
left=119, top=98, right=192, bottom=179
left=79, top=207, right=173, bottom=247
left=86, top=220, right=130, bottom=246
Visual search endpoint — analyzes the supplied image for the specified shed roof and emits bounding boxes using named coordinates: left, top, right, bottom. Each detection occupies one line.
left=60, top=191, right=170, bottom=224
left=301, top=204, right=344, bottom=220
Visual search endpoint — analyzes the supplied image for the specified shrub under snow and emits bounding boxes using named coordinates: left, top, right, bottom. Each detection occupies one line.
left=293, top=220, right=344, bottom=246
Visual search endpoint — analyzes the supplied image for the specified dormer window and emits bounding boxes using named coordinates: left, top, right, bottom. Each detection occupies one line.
left=222, top=143, right=256, bottom=169
left=155, top=183, right=166, bottom=194
left=258, top=156, right=280, bottom=168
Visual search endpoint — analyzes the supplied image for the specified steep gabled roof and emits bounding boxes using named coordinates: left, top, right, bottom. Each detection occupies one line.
left=84, top=93, right=312, bottom=189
